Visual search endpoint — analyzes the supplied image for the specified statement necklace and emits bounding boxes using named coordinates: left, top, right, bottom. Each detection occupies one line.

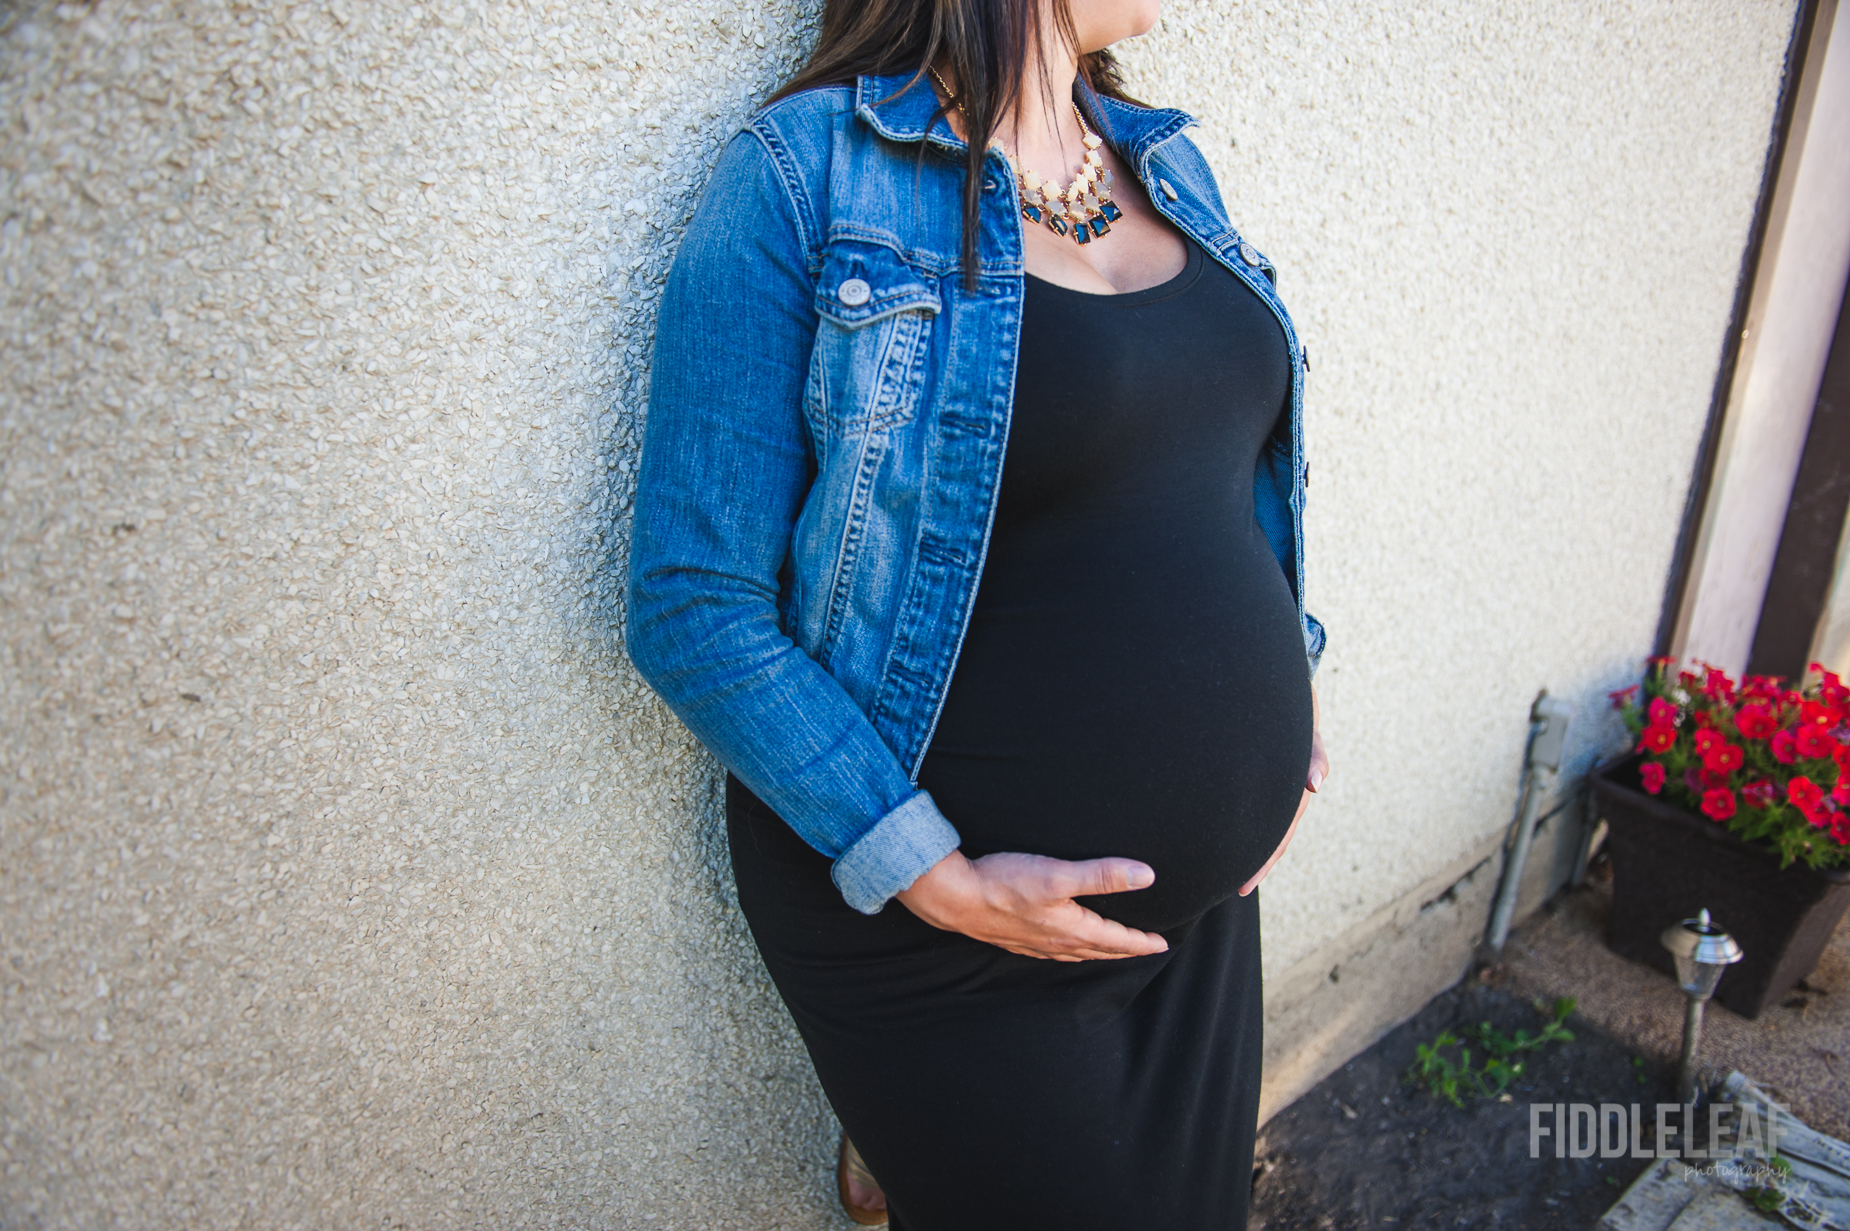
left=929, top=69, right=1124, bottom=246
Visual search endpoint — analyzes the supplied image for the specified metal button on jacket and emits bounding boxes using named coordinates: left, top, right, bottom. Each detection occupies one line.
left=1158, top=178, right=1178, bottom=201
left=837, top=278, right=871, bottom=307
left=1238, top=241, right=1262, bottom=267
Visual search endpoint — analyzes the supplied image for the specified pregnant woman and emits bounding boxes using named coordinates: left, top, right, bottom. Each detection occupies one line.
left=627, top=0, right=1330, bottom=1226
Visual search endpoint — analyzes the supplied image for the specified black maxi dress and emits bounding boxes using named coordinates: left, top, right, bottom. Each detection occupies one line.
left=727, top=237, right=1314, bottom=1230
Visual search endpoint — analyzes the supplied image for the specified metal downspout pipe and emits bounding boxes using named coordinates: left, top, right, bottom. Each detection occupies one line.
left=1483, top=692, right=1575, bottom=961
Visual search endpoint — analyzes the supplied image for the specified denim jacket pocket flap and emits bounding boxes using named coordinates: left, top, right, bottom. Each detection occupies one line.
left=806, top=241, right=940, bottom=438
left=814, top=242, right=942, bottom=328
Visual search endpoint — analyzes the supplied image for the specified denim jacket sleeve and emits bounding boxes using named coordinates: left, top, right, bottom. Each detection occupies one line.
left=625, top=129, right=961, bottom=915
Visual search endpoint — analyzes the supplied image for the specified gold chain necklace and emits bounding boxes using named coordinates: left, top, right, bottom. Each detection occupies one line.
left=929, top=68, right=1123, bottom=246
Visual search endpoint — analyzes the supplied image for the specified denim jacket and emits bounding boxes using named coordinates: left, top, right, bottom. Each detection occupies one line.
left=627, top=73, right=1325, bottom=915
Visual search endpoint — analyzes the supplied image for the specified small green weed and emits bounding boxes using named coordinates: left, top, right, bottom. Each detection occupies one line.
left=1745, top=1156, right=1798, bottom=1212
left=1407, top=997, right=1577, bottom=1107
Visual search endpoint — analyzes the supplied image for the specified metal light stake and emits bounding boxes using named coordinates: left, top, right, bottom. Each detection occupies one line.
left=1660, top=909, right=1744, bottom=1104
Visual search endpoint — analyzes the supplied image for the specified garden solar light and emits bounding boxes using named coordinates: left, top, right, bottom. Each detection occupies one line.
left=1661, top=909, right=1744, bottom=1104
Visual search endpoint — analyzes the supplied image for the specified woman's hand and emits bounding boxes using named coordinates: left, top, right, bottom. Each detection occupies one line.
left=1240, top=685, right=1328, bottom=897
left=895, top=849, right=1169, bottom=962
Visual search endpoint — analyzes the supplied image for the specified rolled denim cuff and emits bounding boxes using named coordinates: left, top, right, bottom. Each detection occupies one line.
left=1304, top=610, right=1328, bottom=679
left=831, top=789, right=961, bottom=915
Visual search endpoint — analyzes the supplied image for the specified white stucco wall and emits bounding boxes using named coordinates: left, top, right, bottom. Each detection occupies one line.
left=0, top=1, right=1795, bottom=1227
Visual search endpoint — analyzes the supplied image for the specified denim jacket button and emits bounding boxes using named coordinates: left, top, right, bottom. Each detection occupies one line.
left=1158, top=178, right=1178, bottom=201
left=1238, top=241, right=1262, bottom=267
left=837, top=277, right=872, bottom=307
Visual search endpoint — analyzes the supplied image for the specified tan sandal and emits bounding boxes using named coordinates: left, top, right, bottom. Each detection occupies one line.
left=837, top=1134, right=889, bottom=1226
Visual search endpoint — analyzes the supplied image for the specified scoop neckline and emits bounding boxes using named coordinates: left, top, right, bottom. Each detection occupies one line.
left=1023, top=237, right=1204, bottom=306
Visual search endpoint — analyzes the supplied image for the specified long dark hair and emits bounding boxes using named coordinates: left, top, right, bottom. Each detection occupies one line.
left=767, top=0, right=1139, bottom=279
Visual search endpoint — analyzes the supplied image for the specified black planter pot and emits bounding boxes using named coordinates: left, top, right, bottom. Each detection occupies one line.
left=1591, top=754, right=1850, bottom=1020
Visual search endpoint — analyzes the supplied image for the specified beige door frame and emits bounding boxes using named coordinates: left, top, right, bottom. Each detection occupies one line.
left=1670, top=0, right=1850, bottom=677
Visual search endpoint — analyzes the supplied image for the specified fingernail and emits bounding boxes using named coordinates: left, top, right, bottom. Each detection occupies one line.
left=1127, top=865, right=1154, bottom=890
left=1309, top=769, right=1325, bottom=792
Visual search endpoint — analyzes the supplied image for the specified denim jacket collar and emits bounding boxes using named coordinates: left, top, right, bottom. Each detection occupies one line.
left=852, top=71, right=1197, bottom=168
left=850, top=72, right=1243, bottom=277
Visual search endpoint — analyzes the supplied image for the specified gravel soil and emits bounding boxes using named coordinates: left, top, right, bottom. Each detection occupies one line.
left=1501, top=866, right=1850, bottom=1139
left=1249, top=980, right=1672, bottom=1230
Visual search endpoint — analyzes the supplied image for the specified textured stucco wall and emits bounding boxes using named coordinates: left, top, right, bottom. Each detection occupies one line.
left=0, top=1, right=1794, bottom=1227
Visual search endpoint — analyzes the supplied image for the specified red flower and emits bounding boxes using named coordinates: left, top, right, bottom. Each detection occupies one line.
left=1736, top=704, right=1777, bottom=740
left=1835, top=744, right=1850, bottom=774
left=1703, top=667, right=1737, bottom=703
left=1773, top=730, right=1798, bottom=764
left=1834, top=815, right=1850, bottom=846
left=1796, top=725, right=1838, bottom=759
left=1608, top=685, right=1640, bottom=710
left=1801, top=701, right=1843, bottom=729
left=1743, top=675, right=1784, bottom=701
left=1693, top=710, right=1714, bottom=729
left=1813, top=664, right=1849, bottom=707
left=1702, top=742, right=1745, bottom=774
left=1639, top=724, right=1678, bottom=754
left=1742, top=779, right=1778, bottom=808
left=1694, top=728, right=1722, bottom=755
left=1640, top=762, right=1666, bottom=795
left=1833, top=778, right=1850, bottom=806
left=1789, top=776, right=1825, bottom=818
left=1701, top=789, right=1736, bottom=821
left=1647, top=697, right=1678, bottom=726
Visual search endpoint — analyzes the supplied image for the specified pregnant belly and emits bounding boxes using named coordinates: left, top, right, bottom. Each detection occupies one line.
left=916, top=542, right=1314, bottom=935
